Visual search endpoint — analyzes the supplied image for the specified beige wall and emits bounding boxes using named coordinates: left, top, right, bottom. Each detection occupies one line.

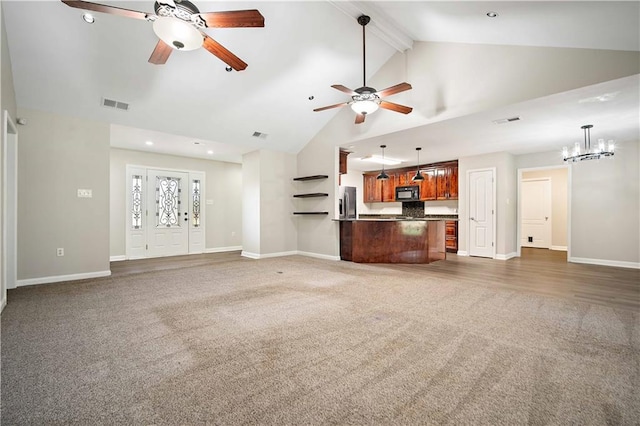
left=1, top=3, right=16, bottom=121
left=522, top=168, right=568, bottom=249
left=517, top=141, right=640, bottom=266
left=17, top=108, right=110, bottom=281
left=109, top=148, right=242, bottom=257
left=242, top=150, right=297, bottom=258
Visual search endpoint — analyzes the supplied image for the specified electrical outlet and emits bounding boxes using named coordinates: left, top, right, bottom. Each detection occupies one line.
left=57, top=248, right=64, bottom=257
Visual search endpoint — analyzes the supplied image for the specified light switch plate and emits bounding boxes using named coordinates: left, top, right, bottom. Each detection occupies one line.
left=77, top=189, right=92, bottom=198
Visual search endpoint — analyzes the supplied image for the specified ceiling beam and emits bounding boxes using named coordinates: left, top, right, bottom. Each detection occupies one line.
left=327, top=1, right=414, bottom=52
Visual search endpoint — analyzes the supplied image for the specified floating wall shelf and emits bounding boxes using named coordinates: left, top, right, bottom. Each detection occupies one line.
left=293, top=212, right=329, bottom=215
left=293, top=193, right=329, bottom=198
left=293, top=175, right=329, bottom=181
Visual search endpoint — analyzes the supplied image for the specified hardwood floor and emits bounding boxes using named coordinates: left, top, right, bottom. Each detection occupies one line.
left=110, top=248, right=639, bottom=311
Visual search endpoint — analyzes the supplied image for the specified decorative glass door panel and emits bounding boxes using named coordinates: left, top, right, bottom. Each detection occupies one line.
left=147, top=169, right=189, bottom=257
left=156, top=176, right=182, bottom=228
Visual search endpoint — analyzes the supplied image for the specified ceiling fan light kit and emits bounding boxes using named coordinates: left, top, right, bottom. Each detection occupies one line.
left=153, top=17, right=202, bottom=50
left=313, top=15, right=413, bottom=124
left=60, top=0, right=264, bottom=70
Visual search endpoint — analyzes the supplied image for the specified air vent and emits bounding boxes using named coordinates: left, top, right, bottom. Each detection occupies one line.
left=101, top=97, right=130, bottom=111
left=252, top=131, right=268, bottom=139
left=492, top=116, right=521, bottom=124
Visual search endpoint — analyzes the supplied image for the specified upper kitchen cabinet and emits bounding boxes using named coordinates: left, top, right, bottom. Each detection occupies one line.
left=363, top=172, right=396, bottom=203
left=363, top=173, right=382, bottom=203
left=339, top=150, right=350, bottom=175
left=419, top=169, right=437, bottom=201
left=435, top=163, right=458, bottom=200
left=363, top=160, right=457, bottom=203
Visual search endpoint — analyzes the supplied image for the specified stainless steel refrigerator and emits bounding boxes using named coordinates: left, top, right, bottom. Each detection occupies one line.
left=339, top=186, right=357, bottom=219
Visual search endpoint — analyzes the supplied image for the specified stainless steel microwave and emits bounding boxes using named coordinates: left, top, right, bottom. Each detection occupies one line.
left=395, top=185, right=420, bottom=202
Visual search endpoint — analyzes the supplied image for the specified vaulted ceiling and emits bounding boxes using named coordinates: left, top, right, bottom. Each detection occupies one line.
left=3, top=1, right=639, bottom=167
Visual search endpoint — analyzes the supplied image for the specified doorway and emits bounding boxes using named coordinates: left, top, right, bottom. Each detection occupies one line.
left=467, top=168, right=496, bottom=258
left=517, top=166, right=569, bottom=258
left=3, top=111, right=19, bottom=307
left=125, top=165, right=205, bottom=259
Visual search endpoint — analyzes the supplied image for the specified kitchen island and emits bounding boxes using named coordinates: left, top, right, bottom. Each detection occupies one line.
left=338, top=218, right=446, bottom=264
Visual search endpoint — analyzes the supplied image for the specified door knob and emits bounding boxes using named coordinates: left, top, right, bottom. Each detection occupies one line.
left=470, top=217, right=475, bottom=221
left=545, top=217, right=549, bottom=221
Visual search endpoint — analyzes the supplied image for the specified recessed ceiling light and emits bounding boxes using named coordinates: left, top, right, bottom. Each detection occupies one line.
left=486, top=11, right=498, bottom=18
left=308, top=95, right=314, bottom=101
left=225, top=66, right=233, bottom=72
left=82, top=13, right=95, bottom=24
left=207, top=150, right=214, bottom=155
left=145, top=141, right=153, bottom=146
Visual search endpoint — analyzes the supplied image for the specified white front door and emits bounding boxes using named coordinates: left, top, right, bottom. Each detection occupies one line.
left=469, top=169, right=495, bottom=258
left=147, top=169, right=190, bottom=257
left=521, top=178, right=551, bottom=248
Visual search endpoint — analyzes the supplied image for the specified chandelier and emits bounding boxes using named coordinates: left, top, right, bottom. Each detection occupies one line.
left=563, top=124, right=615, bottom=163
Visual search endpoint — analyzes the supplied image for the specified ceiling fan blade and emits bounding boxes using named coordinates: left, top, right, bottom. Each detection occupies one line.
left=355, top=113, right=366, bottom=124
left=198, top=10, right=265, bottom=28
left=313, top=102, right=348, bottom=112
left=148, top=40, right=173, bottom=65
left=61, top=0, right=150, bottom=20
left=331, top=85, right=357, bottom=95
left=379, top=101, right=413, bottom=114
left=375, top=82, right=412, bottom=98
left=202, top=34, right=248, bottom=71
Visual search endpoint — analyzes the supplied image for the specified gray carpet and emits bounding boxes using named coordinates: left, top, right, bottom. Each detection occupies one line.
left=2, top=255, right=639, bottom=425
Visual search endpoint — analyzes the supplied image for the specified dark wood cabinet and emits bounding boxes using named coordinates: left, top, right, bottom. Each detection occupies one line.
left=362, top=161, right=458, bottom=203
left=445, top=220, right=458, bottom=252
left=363, top=173, right=382, bottom=203
left=436, top=164, right=458, bottom=200
left=449, top=165, right=458, bottom=199
left=420, top=168, right=437, bottom=201
left=339, top=150, right=350, bottom=175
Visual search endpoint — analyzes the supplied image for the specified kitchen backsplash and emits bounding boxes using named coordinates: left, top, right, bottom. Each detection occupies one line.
left=402, top=202, right=426, bottom=218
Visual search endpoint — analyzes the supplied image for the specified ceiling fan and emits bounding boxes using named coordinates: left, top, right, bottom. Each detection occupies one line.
left=60, top=0, right=264, bottom=70
left=314, top=15, right=412, bottom=124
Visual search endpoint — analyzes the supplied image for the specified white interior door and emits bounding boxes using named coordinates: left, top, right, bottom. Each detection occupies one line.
left=521, top=178, right=551, bottom=248
left=469, top=169, right=495, bottom=258
left=147, top=169, right=189, bottom=258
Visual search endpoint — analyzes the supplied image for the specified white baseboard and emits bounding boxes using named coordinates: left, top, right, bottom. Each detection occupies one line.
left=1, top=297, right=6, bottom=313
left=241, top=250, right=340, bottom=261
left=496, top=252, right=518, bottom=260
left=241, top=251, right=260, bottom=259
left=110, top=255, right=126, bottom=262
left=205, top=246, right=242, bottom=254
left=456, top=251, right=468, bottom=256
left=569, top=257, right=640, bottom=269
left=551, top=246, right=568, bottom=251
left=297, top=251, right=341, bottom=261
left=17, top=270, right=112, bottom=287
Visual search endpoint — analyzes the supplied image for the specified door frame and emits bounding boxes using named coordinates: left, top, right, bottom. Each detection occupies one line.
left=2, top=111, right=19, bottom=310
left=466, top=167, right=496, bottom=259
left=125, top=164, right=206, bottom=260
left=517, top=165, right=571, bottom=259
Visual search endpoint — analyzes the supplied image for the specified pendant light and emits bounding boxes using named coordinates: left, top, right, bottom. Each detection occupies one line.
left=412, top=147, right=424, bottom=181
left=376, top=145, right=389, bottom=180
left=562, top=124, right=615, bottom=163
